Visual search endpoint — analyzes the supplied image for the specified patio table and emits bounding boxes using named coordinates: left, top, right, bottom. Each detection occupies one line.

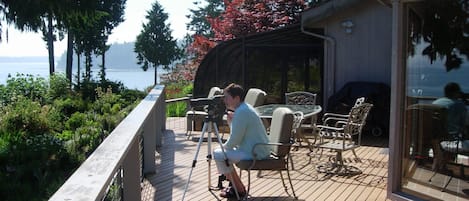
left=254, top=104, right=322, bottom=119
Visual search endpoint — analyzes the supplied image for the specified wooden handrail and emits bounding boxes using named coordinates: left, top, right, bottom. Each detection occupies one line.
left=49, top=85, right=166, bottom=201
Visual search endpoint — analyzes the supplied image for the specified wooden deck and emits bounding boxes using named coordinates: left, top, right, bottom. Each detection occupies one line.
left=141, top=117, right=390, bottom=201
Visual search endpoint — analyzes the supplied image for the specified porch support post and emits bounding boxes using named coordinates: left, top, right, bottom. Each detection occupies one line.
left=388, top=0, right=405, bottom=197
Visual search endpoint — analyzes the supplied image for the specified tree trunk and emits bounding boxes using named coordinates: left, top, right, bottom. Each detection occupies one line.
left=66, top=32, right=73, bottom=84
left=85, top=53, right=92, bottom=82
left=77, top=52, right=81, bottom=89
left=100, top=53, right=106, bottom=83
left=47, top=15, right=55, bottom=75
left=154, top=64, right=157, bottom=85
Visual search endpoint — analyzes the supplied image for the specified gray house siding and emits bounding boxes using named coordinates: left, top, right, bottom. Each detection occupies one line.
left=303, top=0, right=392, bottom=105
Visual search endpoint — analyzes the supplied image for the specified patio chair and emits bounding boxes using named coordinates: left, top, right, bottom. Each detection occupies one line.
left=245, top=88, right=267, bottom=107
left=236, top=107, right=297, bottom=199
left=316, top=103, right=373, bottom=175
left=285, top=91, right=318, bottom=151
left=290, top=111, right=305, bottom=169
left=321, top=97, right=365, bottom=125
left=404, top=104, right=447, bottom=167
left=185, top=86, right=223, bottom=136
left=245, top=88, right=268, bottom=130
left=430, top=137, right=469, bottom=191
left=291, top=111, right=305, bottom=152
left=285, top=91, right=317, bottom=105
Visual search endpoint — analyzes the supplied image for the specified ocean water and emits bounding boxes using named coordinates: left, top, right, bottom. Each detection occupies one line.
left=407, top=65, right=469, bottom=98
left=0, top=61, right=163, bottom=90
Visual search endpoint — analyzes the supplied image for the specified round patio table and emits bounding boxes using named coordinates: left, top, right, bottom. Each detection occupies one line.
left=254, top=104, right=322, bottom=119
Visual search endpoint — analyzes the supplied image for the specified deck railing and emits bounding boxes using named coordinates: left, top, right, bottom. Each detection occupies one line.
left=49, top=85, right=166, bottom=201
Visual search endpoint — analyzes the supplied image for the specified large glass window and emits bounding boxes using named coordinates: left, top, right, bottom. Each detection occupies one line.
left=402, top=1, right=469, bottom=199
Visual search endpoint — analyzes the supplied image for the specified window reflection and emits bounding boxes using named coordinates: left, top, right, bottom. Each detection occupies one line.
left=403, top=1, right=469, bottom=199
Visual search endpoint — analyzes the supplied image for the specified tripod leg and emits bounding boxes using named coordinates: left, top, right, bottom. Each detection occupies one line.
left=207, top=122, right=212, bottom=189
left=182, top=121, right=208, bottom=201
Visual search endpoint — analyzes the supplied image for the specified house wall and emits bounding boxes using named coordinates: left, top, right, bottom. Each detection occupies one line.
left=305, top=1, right=392, bottom=105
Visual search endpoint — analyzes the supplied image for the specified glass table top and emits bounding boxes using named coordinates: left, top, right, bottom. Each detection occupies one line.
left=254, top=104, right=322, bottom=118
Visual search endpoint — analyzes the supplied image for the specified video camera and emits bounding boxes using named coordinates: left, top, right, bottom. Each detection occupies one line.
left=189, top=95, right=226, bottom=122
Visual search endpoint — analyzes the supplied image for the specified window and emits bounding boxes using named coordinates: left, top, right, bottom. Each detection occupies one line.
left=401, top=2, right=469, bottom=199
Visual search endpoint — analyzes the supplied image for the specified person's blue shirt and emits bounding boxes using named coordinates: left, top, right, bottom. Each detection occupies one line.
left=433, top=97, right=467, bottom=136
left=224, top=102, right=270, bottom=159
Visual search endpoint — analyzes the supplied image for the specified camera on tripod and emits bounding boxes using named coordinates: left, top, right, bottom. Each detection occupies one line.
left=183, top=94, right=230, bottom=200
left=190, top=95, right=226, bottom=122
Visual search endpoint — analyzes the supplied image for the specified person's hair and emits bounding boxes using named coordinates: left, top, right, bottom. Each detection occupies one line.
left=224, top=83, right=245, bottom=101
left=444, top=82, right=462, bottom=98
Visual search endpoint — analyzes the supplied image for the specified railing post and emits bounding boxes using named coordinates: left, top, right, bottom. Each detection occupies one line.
left=161, top=89, right=167, bottom=131
left=123, top=138, right=141, bottom=201
left=155, top=86, right=166, bottom=147
left=143, top=110, right=156, bottom=174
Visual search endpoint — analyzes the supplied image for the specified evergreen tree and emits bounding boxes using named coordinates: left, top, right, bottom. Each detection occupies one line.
left=95, top=0, right=126, bottom=84
left=0, top=0, right=98, bottom=76
left=186, top=0, right=225, bottom=38
left=134, top=1, right=181, bottom=85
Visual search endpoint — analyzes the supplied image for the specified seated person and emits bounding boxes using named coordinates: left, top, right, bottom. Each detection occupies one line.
left=432, top=82, right=468, bottom=169
left=432, top=82, right=467, bottom=137
left=213, top=83, right=270, bottom=198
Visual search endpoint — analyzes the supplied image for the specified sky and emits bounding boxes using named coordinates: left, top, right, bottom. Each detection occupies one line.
left=0, top=0, right=194, bottom=57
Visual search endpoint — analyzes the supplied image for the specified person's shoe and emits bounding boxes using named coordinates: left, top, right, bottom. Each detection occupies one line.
left=219, top=186, right=246, bottom=198
left=220, top=186, right=231, bottom=193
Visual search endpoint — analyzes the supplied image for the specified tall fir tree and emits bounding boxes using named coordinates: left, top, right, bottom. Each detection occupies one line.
left=134, top=1, right=181, bottom=85
left=186, top=0, right=225, bottom=38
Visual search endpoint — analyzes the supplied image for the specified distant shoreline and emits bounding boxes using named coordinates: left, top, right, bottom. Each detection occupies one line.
left=0, top=56, right=51, bottom=63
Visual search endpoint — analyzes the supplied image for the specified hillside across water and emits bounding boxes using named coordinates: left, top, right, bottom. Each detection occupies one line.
left=56, top=42, right=142, bottom=70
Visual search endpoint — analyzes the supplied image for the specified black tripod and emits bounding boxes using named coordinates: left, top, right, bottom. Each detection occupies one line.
left=181, top=115, right=241, bottom=201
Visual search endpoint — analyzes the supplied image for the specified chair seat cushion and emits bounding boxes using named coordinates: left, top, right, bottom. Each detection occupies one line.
left=440, top=140, right=469, bottom=153
left=237, top=158, right=286, bottom=170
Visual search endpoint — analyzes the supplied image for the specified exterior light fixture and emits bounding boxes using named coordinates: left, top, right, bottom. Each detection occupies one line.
left=341, top=20, right=354, bottom=34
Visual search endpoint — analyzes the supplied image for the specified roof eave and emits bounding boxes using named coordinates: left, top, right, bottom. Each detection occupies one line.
left=301, top=0, right=367, bottom=27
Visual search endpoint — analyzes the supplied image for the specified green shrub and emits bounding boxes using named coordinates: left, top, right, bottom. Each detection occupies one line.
left=165, top=82, right=192, bottom=117
left=182, top=83, right=193, bottom=95
left=0, top=96, right=53, bottom=135
left=52, top=97, right=87, bottom=118
left=119, top=89, right=146, bottom=105
left=0, top=132, right=68, bottom=201
left=63, top=112, right=103, bottom=162
left=0, top=73, right=48, bottom=105
left=93, top=87, right=123, bottom=115
left=65, top=112, right=88, bottom=130
left=48, top=73, right=72, bottom=101
left=0, top=73, right=148, bottom=200
left=166, top=101, right=187, bottom=117
left=76, top=79, right=126, bottom=101
left=74, top=123, right=103, bottom=159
